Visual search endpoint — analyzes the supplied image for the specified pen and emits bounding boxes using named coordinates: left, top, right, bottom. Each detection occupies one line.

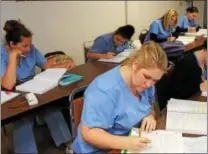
left=20, top=54, right=26, bottom=57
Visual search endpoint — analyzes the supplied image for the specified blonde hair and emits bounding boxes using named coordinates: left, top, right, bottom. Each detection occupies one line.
left=124, top=41, right=168, bottom=72
left=161, top=9, right=178, bottom=30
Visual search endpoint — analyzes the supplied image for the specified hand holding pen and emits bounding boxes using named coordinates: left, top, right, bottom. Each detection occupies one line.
left=168, top=33, right=176, bottom=42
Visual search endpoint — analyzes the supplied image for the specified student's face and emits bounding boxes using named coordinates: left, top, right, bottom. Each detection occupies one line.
left=187, top=12, right=198, bottom=21
left=169, top=16, right=177, bottom=26
left=131, top=65, right=164, bottom=92
left=113, top=34, right=126, bottom=46
left=10, top=37, right=32, bottom=55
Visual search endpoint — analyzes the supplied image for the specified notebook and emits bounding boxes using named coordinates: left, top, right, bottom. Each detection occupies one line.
left=98, top=49, right=134, bottom=63
left=122, top=128, right=184, bottom=153
left=185, top=29, right=207, bottom=37
left=58, top=73, right=83, bottom=86
left=166, top=98, right=207, bottom=135
left=176, top=36, right=196, bottom=45
left=16, top=68, right=67, bottom=94
left=1, top=91, right=20, bottom=104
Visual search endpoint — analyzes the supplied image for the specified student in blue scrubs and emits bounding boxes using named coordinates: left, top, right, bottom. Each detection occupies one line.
left=72, top=41, right=168, bottom=153
left=87, top=25, right=135, bottom=60
left=176, top=6, right=200, bottom=34
left=1, top=20, right=72, bottom=153
left=144, top=9, right=178, bottom=43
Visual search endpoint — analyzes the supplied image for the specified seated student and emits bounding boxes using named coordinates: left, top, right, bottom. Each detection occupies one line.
left=87, top=25, right=135, bottom=60
left=1, top=20, right=72, bottom=153
left=72, top=41, right=168, bottom=153
left=176, top=6, right=201, bottom=34
left=157, top=40, right=207, bottom=110
left=144, top=9, right=178, bottom=43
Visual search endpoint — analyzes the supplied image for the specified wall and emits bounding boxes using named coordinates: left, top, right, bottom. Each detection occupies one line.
left=193, top=0, right=205, bottom=27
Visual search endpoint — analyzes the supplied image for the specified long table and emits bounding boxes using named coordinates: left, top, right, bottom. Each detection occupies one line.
left=1, top=62, right=117, bottom=125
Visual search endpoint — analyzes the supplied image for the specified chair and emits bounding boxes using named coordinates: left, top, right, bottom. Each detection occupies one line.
left=83, top=40, right=94, bottom=63
left=139, top=29, right=148, bottom=44
left=69, top=85, right=88, bottom=140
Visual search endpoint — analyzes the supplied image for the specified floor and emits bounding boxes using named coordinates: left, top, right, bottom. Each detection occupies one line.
left=1, top=122, right=66, bottom=154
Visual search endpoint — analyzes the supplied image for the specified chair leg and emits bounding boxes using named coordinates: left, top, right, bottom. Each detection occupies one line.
left=3, top=126, right=7, bottom=136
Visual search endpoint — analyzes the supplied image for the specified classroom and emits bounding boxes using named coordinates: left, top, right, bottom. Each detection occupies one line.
left=1, top=0, right=207, bottom=153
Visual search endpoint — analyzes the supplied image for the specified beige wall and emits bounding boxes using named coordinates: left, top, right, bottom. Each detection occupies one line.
left=1, top=1, right=204, bottom=65
left=193, top=0, right=205, bottom=27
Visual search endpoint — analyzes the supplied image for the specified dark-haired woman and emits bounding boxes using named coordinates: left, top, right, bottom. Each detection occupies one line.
left=177, top=6, right=201, bottom=33
left=1, top=20, right=72, bottom=153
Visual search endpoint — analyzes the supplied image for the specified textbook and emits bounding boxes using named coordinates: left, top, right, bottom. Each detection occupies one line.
left=59, top=73, right=83, bottom=86
left=176, top=36, right=196, bottom=45
left=166, top=98, right=207, bottom=135
left=122, top=128, right=184, bottom=153
left=16, top=68, right=67, bottom=94
left=1, top=91, right=20, bottom=104
left=98, top=49, right=134, bottom=63
left=185, top=29, right=207, bottom=37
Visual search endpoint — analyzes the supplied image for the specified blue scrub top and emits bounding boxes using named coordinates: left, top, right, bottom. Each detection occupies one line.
left=72, top=66, right=155, bottom=153
left=89, top=32, right=130, bottom=54
left=1, top=44, right=47, bottom=81
left=144, top=19, right=172, bottom=43
left=178, top=15, right=199, bottom=29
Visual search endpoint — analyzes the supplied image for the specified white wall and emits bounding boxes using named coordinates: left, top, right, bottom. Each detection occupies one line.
left=127, top=1, right=187, bottom=39
left=1, top=1, right=126, bottom=65
left=1, top=1, right=204, bottom=65
left=193, top=0, right=205, bottom=27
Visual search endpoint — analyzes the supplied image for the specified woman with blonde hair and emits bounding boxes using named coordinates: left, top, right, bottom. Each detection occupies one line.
left=144, top=9, right=178, bottom=43
left=71, top=41, right=168, bottom=153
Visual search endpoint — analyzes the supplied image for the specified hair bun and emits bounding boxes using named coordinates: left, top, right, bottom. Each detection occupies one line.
left=3, top=20, right=23, bottom=33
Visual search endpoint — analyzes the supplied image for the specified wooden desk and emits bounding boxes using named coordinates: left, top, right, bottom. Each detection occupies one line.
left=185, top=36, right=207, bottom=52
left=1, top=62, right=117, bottom=124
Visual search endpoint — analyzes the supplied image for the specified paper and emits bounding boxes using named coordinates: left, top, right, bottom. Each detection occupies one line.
left=166, top=98, right=207, bottom=135
left=16, top=68, right=67, bottom=94
left=183, top=136, right=207, bottom=153
left=201, top=91, right=207, bottom=97
left=127, top=128, right=184, bottom=153
left=1, top=91, right=20, bottom=104
left=176, top=36, right=196, bottom=45
left=185, top=29, right=207, bottom=37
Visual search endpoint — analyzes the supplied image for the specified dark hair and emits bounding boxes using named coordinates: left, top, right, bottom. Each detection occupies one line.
left=115, top=25, right=135, bottom=40
left=3, top=20, right=32, bottom=45
left=44, top=51, right=66, bottom=58
left=186, top=6, right=199, bottom=13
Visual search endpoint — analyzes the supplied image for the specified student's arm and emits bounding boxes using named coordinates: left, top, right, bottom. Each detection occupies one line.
left=81, top=88, right=150, bottom=151
left=87, top=52, right=115, bottom=60
left=150, top=33, right=168, bottom=43
left=1, top=51, right=20, bottom=90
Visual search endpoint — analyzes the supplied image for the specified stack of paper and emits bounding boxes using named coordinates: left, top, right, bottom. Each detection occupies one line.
left=166, top=98, right=207, bottom=135
left=185, top=29, right=207, bottom=37
left=98, top=49, right=134, bottom=63
left=176, top=36, right=196, bottom=45
left=1, top=91, right=20, bottom=104
left=125, top=128, right=184, bottom=153
left=16, top=68, right=67, bottom=94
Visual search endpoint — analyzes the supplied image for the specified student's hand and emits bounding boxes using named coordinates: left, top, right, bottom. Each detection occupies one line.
left=200, top=80, right=207, bottom=92
left=140, top=114, right=156, bottom=132
left=67, top=61, right=76, bottom=70
left=125, top=136, right=151, bottom=152
left=104, top=52, right=115, bottom=59
left=168, top=36, right=176, bottom=42
left=188, top=27, right=196, bottom=33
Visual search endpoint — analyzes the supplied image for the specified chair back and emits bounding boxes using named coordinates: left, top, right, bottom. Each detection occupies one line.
left=69, top=85, right=88, bottom=139
left=139, top=29, right=148, bottom=44
left=83, top=40, right=94, bottom=63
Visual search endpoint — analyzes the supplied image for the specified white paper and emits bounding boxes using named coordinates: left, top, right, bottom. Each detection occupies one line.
left=127, top=129, right=184, bottom=153
left=176, top=36, right=196, bottom=45
left=201, top=91, right=207, bottom=97
left=185, top=29, right=207, bottom=37
left=1, top=91, right=20, bottom=104
left=183, top=136, right=207, bottom=153
left=98, top=56, right=127, bottom=63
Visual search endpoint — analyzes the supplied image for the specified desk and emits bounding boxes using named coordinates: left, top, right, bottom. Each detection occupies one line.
left=109, top=93, right=206, bottom=153
left=184, top=36, right=207, bottom=52
left=1, top=62, right=117, bottom=125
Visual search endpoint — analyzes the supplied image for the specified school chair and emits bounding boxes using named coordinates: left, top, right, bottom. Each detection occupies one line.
left=139, top=29, right=148, bottom=44
left=83, top=40, right=94, bottom=63
left=68, top=85, right=88, bottom=140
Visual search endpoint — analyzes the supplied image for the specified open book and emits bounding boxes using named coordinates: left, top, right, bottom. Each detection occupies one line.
left=1, top=91, right=20, bottom=104
left=176, top=36, right=196, bottom=45
left=123, top=128, right=184, bottom=153
left=16, top=68, right=67, bottom=94
left=166, top=98, right=207, bottom=135
left=98, top=49, right=134, bottom=63
left=185, top=29, right=207, bottom=37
